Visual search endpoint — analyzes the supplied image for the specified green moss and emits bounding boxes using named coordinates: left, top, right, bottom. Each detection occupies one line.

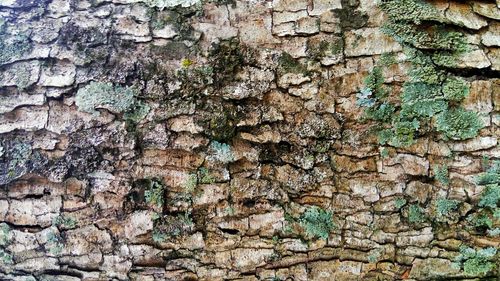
left=333, top=0, right=368, bottom=30
left=145, top=0, right=201, bottom=9
left=278, top=52, right=308, bottom=75
left=299, top=206, right=335, bottom=240
left=453, top=245, right=497, bottom=276
left=181, top=58, right=193, bottom=68
left=308, top=38, right=344, bottom=60
left=205, top=108, right=236, bottom=142
left=210, top=38, right=244, bottom=85
left=435, top=108, right=483, bottom=140
left=176, top=64, right=214, bottom=97
left=434, top=165, right=449, bottom=186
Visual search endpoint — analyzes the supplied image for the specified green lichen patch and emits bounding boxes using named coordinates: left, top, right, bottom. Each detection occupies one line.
left=75, top=82, right=136, bottom=115
left=435, top=108, right=483, bottom=140
left=442, top=77, right=469, bottom=101
left=394, top=197, right=407, bottom=209
left=407, top=204, right=426, bottom=223
left=0, top=249, right=13, bottom=265
left=453, top=245, right=497, bottom=276
left=0, top=34, right=32, bottom=65
left=435, top=198, right=459, bottom=218
left=333, top=0, right=369, bottom=30
left=53, top=215, right=77, bottom=229
left=299, top=206, right=335, bottom=240
left=198, top=167, right=215, bottom=184
left=46, top=230, right=64, bottom=256
left=278, top=52, right=308, bottom=75
left=400, top=82, right=447, bottom=119
left=207, top=141, right=234, bottom=164
left=477, top=160, right=499, bottom=187
left=145, top=0, right=201, bottom=9
left=0, top=223, right=11, bottom=246
left=144, top=179, right=165, bottom=208
left=356, top=0, right=481, bottom=148
left=379, top=0, right=444, bottom=24
left=76, top=81, right=150, bottom=127
left=433, top=164, right=449, bottom=186
left=479, top=185, right=500, bottom=210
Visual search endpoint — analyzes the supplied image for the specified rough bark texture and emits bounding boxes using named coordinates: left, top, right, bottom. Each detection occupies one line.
left=0, top=0, right=499, bottom=280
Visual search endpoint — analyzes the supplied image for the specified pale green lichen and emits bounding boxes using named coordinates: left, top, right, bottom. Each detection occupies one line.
left=198, top=167, right=215, bottom=184
left=0, top=34, right=32, bottom=64
left=442, top=77, right=469, bottom=101
left=379, top=0, right=443, bottom=24
left=0, top=223, right=10, bottom=246
left=208, top=141, right=234, bottom=163
left=435, top=108, right=483, bottom=140
left=145, top=0, right=201, bottom=9
left=75, top=82, right=135, bottom=116
left=408, top=204, right=426, bottom=223
left=183, top=173, right=198, bottom=193
left=53, top=215, right=77, bottom=229
left=299, top=206, right=335, bottom=240
left=76, top=81, right=150, bottom=126
left=357, top=0, right=480, bottom=148
left=0, top=249, right=12, bottom=264
left=434, top=165, right=449, bottom=186
left=453, top=245, right=497, bottom=276
left=394, top=197, right=407, bottom=209
left=46, top=231, right=64, bottom=255
left=435, top=198, right=459, bottom=217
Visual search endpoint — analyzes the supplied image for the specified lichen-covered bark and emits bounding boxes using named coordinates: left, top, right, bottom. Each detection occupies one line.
left=0, top=0, right=499, bottom=280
